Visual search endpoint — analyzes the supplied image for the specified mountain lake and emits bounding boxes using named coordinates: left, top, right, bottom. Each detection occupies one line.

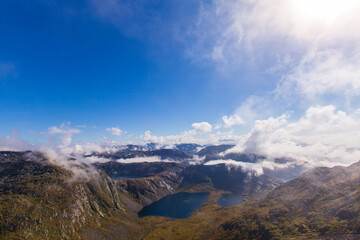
left=138, top=192, right=210, bottom=219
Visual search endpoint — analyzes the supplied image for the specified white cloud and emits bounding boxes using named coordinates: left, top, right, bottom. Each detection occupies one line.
left=140, top=130, right=197, bottom=144
left=0, top=131, right=33, bottom=151
left=140, top=128, right=240, bottom=145
left=139, top=121, right=243, bottom=145
left=116, top=156, right=174, bottom=164
left=187, top=0, right=360, bottom=109
left=276, top=47, right=360, bottom=101
left=222, top=115, right=245, bottom=128
left=38, top=146, right=99, bottom=181
left=187, top=155, right=206, bottom=165
left=208, top=129, right=244, bottom=144
left=141, top=130, right=166, bottom=144
left=226, top=105, right=360, bottom=171
left=220, top=96, right=273, bottom=130
left=0, top=130, right=101, bottom=181
left=141, top=122, right=214, bottom=144
left=46, top=124, right=81, bottom=146
left=205, top=159, right=264, bottom=175
left=188, top=0, right=360, bottom=64
left=191, top=122, right=212, bottom=133
left=106, top=127, right=123, bottom=136
left=67, top=142, right=106, bottom=155
left=84, top=156, right=111, bottom=164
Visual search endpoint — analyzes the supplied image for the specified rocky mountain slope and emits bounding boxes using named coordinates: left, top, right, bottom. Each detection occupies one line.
left=0, top=151, right=140, bottom=240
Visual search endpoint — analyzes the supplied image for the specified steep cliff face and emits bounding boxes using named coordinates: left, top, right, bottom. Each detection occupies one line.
left=0, top=151, right=127, bottom=240
left=116, top=165, right=185, bottom=206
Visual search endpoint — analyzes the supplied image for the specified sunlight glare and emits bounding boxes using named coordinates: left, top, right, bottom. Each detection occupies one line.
left=290, top=0, right=358, bottom=25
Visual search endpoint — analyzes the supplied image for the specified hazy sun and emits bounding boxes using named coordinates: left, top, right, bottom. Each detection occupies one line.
left=290, top=0, right=357, bottom=25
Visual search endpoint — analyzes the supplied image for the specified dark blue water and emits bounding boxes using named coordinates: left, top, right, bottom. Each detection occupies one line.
left=138, top=192, right=210, bottom=219
left=217, top=194, right=243, bottom=207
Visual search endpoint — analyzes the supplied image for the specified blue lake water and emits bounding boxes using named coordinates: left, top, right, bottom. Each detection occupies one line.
left=138, top=192, right=210, bottom=219
left=217, top=194, right=243, bottom=207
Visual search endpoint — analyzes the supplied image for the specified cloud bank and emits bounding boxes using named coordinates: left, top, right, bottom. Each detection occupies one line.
left=205, top=159, right=264, bottom=175
left=225, top=105, right=360, bottom=171
left=1, top=105, right=360, bottom=181
left=0, top=131, right=34, bottom=151
left=116, top=156, right=174, bottom=164
left=141, top=121, right=214, bottom=144
left=276, top=47, right=360, bottom=101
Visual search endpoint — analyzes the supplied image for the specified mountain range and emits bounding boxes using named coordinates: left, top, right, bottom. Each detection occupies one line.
left=1, top=146, right=360, bottom=239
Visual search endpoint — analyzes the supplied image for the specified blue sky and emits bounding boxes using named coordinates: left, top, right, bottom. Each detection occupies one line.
left=0, top=0, right=278, bottom=143
left=1, top=0, right=360, bottom=170
left=0, top=0, right=257, bottom=141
